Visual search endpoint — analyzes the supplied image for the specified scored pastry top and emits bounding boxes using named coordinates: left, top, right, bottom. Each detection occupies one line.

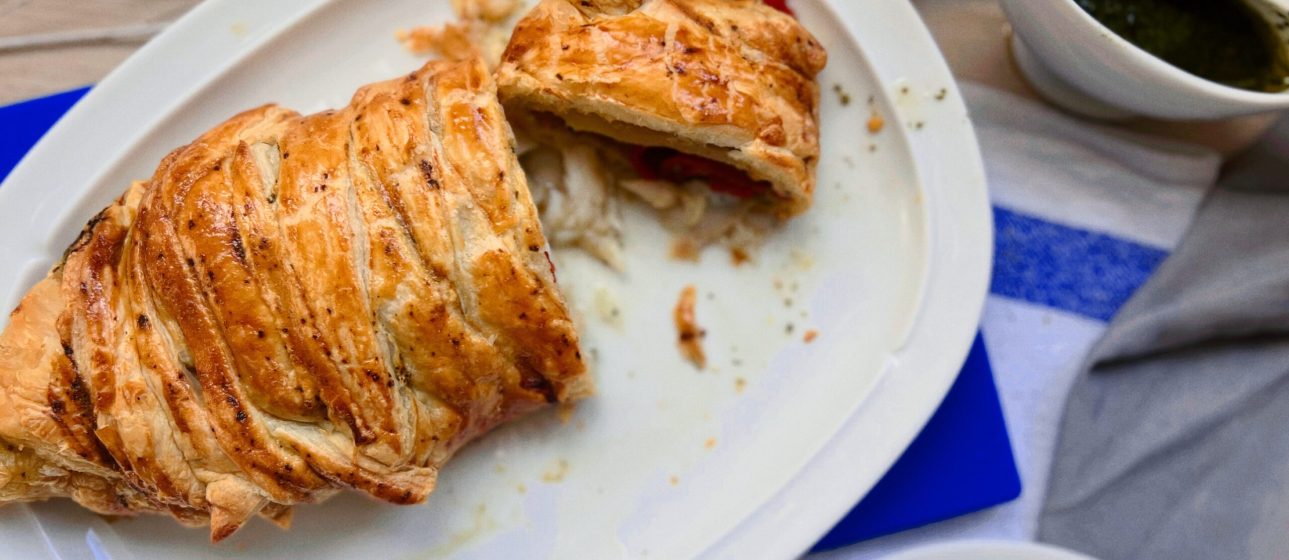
left=0, top=57, right=589, bottom=541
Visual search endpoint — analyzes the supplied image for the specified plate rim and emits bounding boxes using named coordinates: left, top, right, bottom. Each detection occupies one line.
left=703, top=1, right=993, bottom=557
left=0, top=0, right=993, bottom=557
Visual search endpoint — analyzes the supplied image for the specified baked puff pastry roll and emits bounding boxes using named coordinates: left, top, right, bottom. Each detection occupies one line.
left=0, top=57, right=590, bottom=541
left=497, top=0, right=827, bottom=217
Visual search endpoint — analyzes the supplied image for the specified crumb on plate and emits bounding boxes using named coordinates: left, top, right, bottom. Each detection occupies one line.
left=832, top=83, right=851, bottom=106
left=803, top=329, right=819, bottom=343
left=867, top=112, right=885, bottom=134
left=541, top=459, right=570, bottom=483
left=671, top=238, right=701, bottom=262
left=730, top=246, right=750, bottom=266
left=396, top=0, right=522, bottom=66
left=452, top=0, right=521, bottom=21
left=674, top=285, right=706, bottom=369
left=594, top=286, right=623, bottom=327
left=396, top=23, right=478, bottom=59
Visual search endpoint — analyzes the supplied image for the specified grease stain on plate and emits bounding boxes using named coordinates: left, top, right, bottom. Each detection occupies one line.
left=424, top=504, right=498, bottom=559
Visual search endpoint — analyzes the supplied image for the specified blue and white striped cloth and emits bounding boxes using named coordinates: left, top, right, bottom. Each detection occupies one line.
left=819, top=84, right=1220, bottom=558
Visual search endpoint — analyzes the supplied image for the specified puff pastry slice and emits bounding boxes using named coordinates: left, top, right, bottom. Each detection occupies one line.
left=0, top=57, right=590, bottom=541
left=497, top=0, right=827, bottom=217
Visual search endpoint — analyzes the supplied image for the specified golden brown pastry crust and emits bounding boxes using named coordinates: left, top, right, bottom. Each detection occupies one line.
left=496, top=0, right=826, bottom=216
left=0, top=57, right=589, bottom=541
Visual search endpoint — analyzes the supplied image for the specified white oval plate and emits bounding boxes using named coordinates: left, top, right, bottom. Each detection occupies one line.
left=0, top=1, right=990, bottom=558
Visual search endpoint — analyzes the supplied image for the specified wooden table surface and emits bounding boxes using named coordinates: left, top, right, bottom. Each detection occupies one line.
left=0, top=0, right=198, bottom=104
left=0, top=0, right=1278, bottom=158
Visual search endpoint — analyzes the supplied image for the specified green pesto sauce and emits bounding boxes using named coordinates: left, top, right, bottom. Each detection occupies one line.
left=1076, top=0, right=1289, bottom=92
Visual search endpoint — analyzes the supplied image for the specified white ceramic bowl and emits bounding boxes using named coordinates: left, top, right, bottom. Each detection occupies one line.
left=1000, top=0, right=1289, bottom=120
left=882, top=540, right=1099, bottom=560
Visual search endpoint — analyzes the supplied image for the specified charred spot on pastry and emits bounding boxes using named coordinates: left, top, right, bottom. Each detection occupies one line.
left=136, top=314, right=150, bottom=329
left=519, top=366, right=558, bottom=403
left=419, top=160, right=439, bottom=188
left=63, top=208, right=109, bottom=260
left=230, top=231, right=247, bottom=264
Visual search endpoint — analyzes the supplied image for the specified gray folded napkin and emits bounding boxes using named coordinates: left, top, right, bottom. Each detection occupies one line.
left=1039, top=119, right=1289, bottom=560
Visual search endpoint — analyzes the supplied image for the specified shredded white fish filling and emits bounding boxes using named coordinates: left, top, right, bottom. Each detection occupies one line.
left=403, top=0, right=774, bottom=269
left=522, top=144, right=625, bottom=269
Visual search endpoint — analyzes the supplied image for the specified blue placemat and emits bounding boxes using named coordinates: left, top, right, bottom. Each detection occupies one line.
left=0, top=86, right=92, bottom=185
left=813, top=334, right=1021, bottom=551
left=0, top=87, right=1021, bottom=551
